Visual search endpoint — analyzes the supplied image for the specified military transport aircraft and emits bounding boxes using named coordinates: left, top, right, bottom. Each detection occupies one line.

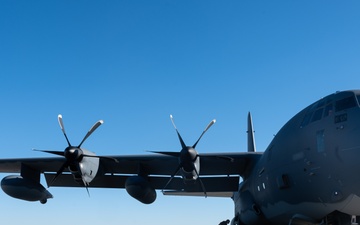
left=1, top=90, right=360, bottom=225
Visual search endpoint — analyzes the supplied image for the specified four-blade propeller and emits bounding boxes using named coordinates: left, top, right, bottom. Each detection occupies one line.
left=151, top=115, right=216, bottom=197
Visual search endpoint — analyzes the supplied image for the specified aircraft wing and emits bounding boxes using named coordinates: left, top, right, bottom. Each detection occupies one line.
left=100, top=152, right=261, bottom=176
left=0, top=152, right=261, bottom=198
left=0, top=157, right=66, bottom=173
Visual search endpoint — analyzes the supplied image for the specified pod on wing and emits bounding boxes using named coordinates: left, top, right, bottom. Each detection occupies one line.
left=125, top=176, right=156, bottom=204
left=1, top=175, right=53, bottom=204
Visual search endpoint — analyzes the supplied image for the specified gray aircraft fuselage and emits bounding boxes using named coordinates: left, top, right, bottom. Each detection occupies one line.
left=233, top=90, right=360, bottom=225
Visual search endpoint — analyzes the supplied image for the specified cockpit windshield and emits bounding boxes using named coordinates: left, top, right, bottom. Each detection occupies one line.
left=335, top=95, right=357, bottom=112
left=301, top=91, right=359, bottom=128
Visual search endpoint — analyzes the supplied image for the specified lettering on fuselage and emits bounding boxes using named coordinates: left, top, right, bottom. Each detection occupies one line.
left=335, top=113, right=347, bottom=123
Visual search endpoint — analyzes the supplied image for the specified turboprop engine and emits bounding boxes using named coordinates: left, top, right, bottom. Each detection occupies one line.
left=125, top=176, right=156, bottom=204
left=150, top=115, right=216, bottom=197
left=36, top=114, right=117, bottom=195
left=1, top=175, right=53, bottom=204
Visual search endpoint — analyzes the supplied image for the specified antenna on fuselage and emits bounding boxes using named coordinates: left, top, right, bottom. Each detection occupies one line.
left=247, top=112, right=256, bottom=152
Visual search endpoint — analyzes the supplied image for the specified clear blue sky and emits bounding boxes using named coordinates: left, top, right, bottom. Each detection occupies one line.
left=0, top=1, right=360, bottom=225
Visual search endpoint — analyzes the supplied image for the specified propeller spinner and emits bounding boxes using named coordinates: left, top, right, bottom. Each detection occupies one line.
left=151, top=115, right=216, bottom=197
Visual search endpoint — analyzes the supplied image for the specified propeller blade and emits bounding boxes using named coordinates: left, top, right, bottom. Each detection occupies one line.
left=194, top=167, right=207, bottom=197
left=162, top=164, right=182, bottom=191
left=76, top=163, right=90, bottom=197
left=170, top=115, right=187, bottom=149
left=192, top=119, right=216, bottom=148
left=33, top=149, right=64, bottom=157
left=78, top=120, right=104, bottom=148
left=48, top=161, right=68, bottom=187
left=58, top=114, right=71, bottom=146
left=58, top=114, right=65, bottom=133
left=83, top=154, right=119, bottom=163
left=84, top=183, right=90, bottom=197
left=148, top=151, right=181, bottom=157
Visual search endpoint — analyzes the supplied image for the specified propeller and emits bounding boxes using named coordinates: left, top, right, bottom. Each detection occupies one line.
left=151, top=115, right=216, bottom=197
left=36, top=114, right=117, bottom=194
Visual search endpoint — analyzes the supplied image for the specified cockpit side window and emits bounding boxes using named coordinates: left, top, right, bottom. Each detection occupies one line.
left=357, top=95, right=360, bottom=106
left=323, top=104, right=333, bottom=117
left=301, top=102, right=326, bottom=127
left=335, top=96, right=357, bottom=112
left=311, top=108, right=324, bottom=122
left=300, top=112, right=312, bottom=127
left=300, top=95, right=334, bottom=127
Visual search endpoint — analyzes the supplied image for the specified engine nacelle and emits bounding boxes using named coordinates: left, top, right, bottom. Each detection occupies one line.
left=125, top=176, right=156, bottom=204
left=1, top=175, right=53, bottom=204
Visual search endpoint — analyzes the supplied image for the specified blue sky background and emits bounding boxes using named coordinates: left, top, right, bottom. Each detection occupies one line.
left=0, top=1, right=360, bottom=224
